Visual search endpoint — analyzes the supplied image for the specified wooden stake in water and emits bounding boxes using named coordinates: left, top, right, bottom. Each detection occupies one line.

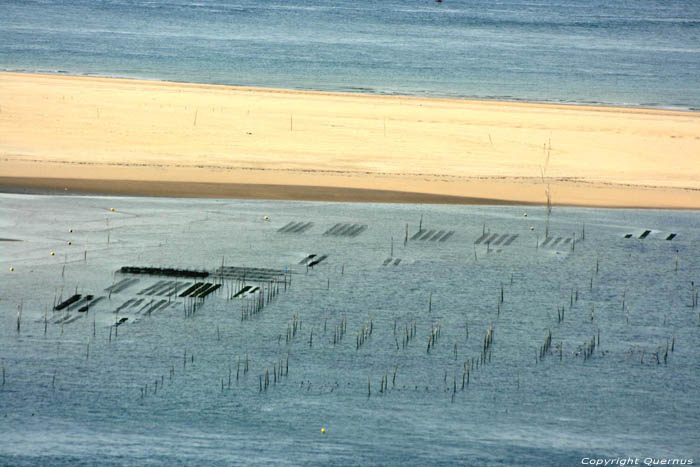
left=16, top=301, right=23, bottom=334
left=108, top=274, right=115, bottom=300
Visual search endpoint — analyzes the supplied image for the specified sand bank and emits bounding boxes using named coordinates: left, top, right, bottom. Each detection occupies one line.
left=1, top=72, right=698, bottom=208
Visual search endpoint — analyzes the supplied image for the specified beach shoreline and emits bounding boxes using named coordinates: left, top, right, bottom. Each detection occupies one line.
left=2, top=72, right=699, bottom=209
left=4, top=69, right=698, bottom=113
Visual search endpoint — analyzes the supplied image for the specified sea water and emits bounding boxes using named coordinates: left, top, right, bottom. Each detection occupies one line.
left=1, top=0, right=699, bottom=109
left=0, top=194, right=698, bottom=465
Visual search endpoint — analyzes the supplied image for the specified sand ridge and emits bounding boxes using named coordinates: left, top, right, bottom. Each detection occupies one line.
left=1, top=72, right=699, bottom=208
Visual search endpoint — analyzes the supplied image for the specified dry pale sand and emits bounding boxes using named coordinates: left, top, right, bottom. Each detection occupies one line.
left=1, top=72, right=699, bottom=208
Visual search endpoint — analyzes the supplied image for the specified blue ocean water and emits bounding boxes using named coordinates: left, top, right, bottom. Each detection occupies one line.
left=1, top=194, right=699, bottom=465
left=1, top=0, right=699, bottom=109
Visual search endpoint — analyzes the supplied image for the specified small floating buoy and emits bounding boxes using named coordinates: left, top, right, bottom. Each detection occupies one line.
left=50, top=251, right=55, bottom=256
left=68, top=228, right=73, bottom=233
left=9, top=266, right=14, bottom=272
left=523, top=213, right=528, bottom=217
left=530, top=226, right=535, bottom=231
left=264, top=216, right=269, bottom=221
left=110, top=207, right=115, bottom=212
left=67, top=241, right=72, bottom=245
left=321, top=427, right=325, bottom=434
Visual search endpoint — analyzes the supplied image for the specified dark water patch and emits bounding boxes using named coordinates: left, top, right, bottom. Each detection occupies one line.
left=474, top=232, right=489, bottom=244
left=503, top=234, right=518, bottom=246
left=179, top=282, right=205, bottom=297
left=492, top=233, right=510, bottom=246
left=438, top=231, right=455, bottom=242
left=54, top=294, right=81, bottom=311
left=299, top=254, right=316, bottom=265
left=430, top=230, right=446, bottom=241
left=120, top=266, right=208, bottom=278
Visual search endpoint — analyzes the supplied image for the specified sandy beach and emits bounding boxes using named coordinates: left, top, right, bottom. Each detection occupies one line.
left=1, top=72, right=698, bottom=208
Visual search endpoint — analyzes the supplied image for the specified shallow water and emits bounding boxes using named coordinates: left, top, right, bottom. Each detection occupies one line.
left=2, top=0, right=699, bottom=109
left=0, top=194, right=699, bottom=465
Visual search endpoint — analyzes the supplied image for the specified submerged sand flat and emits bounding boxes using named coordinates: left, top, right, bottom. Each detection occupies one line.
left=1, top=72, right=698, bottom=208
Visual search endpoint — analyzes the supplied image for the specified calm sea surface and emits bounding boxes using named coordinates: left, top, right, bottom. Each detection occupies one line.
left=2, top=1, right=699, bottom=463
left=1, top=0, right=699, bottom=109
left=1, top=194, right=699, bottom=465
